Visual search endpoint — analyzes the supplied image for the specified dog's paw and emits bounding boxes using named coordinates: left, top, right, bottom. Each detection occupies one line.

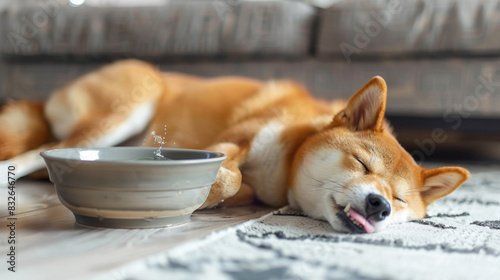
left=200, top=166, right=242, bottom=209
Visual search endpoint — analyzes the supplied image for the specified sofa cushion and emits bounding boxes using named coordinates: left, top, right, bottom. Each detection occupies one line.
left=1, top=0, right=315, bottom=58
left=317, top=0, right=500, bottom=61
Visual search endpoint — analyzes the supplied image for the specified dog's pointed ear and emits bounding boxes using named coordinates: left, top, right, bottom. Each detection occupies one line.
left=420, top=167, right=470, bottom=206
left=331, top=76, right=387, bottom=131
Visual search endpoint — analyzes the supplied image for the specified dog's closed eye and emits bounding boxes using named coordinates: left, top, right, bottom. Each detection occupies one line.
left=394, top=196, right=406, bottom=204
left=355, top=156, right=370, bottom=174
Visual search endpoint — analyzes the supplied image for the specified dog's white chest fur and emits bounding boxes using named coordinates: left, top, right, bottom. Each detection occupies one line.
left=242, top=121, right=287, bottom=206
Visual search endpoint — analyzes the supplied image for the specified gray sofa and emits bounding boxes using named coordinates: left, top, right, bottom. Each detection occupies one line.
left=1, top=0, right=500, bottom=160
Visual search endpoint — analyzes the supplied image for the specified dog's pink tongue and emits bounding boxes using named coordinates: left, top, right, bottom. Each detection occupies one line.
left=349, top=208, right=375, bottom=233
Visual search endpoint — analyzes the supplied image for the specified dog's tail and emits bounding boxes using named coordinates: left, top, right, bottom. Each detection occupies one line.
left=0, top=101, right=52, bottom=160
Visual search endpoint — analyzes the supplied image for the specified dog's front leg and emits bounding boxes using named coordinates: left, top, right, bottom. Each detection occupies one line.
left=200, top=142, right=251, bottom=208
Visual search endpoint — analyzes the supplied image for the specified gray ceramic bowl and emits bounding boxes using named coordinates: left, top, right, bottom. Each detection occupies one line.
left=40, top=147, right=226, bottom=228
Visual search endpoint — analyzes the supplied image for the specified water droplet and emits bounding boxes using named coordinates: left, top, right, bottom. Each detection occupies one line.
left=177, top=191, right=183, bottom=196
left=151, top=130, right=166, bottom=160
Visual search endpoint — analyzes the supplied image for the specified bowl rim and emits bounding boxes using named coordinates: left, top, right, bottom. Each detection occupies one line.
left=40, top=147, right=227, bottom=166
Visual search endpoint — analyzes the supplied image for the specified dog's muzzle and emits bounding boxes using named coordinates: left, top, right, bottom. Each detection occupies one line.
left=336, top=194, right=391, bottom=234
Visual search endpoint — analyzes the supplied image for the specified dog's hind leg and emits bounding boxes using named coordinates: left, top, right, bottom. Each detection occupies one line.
left=0, top=100, right=53, bottom=186
left=0, top=101, right=52, bottom=161
left=0, top=99, right=158, bottom=187
left=1, top=59, right=165, bottom=186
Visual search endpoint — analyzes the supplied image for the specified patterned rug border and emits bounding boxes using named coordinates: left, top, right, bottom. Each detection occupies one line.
left=99, top=170, right=500, bottom=280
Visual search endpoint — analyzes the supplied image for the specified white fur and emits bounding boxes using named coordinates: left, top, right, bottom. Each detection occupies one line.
left=242, top=121, right=288, bottom=206
left=289, top=147, right=394, bottom=233
left=45, top=89, right=86, bottom=140
left=389, top=208, right=410, bottom=225
left=289, top=149, right=346, bottom=219
left=83, top=101, right=156, bottom=148
left=10, top=149, right=46, bottom=179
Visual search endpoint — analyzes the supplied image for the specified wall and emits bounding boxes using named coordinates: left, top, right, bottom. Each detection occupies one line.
left=0, top=1, right=8, bottom=101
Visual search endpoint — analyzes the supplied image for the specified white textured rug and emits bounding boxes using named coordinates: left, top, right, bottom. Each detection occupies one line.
left=102, top=170, right=500, bottom=280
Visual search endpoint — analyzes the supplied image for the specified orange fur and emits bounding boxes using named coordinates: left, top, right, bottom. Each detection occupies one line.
left=0, top=101, right=51, bottom=160
left=0, top=60, right=470, bottom=233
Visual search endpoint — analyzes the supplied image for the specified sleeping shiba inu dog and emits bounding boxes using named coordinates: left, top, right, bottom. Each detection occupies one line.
left=0, top=60, right=469, bottom=233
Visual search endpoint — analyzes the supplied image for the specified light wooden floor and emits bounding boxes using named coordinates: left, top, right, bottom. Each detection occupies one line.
left=0, top=178, right=273, bottom=280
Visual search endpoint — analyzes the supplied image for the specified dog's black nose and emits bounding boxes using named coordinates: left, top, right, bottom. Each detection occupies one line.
left=366, top=194, right=391, bottom=221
